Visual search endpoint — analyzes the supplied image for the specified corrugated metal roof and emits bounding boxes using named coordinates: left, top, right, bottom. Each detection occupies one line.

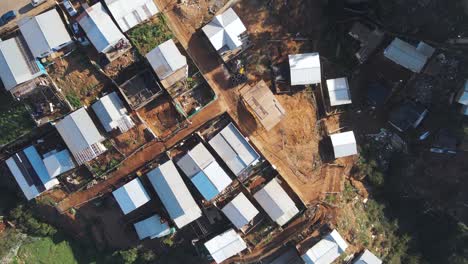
left=55, top=108, right=106, bottom=165
left=105, top=0, right=159, bottom=32
left=147, top=160, right=202, bottom=228
left=456, top=80, right=468, bottom=105
left=208, top=123, right=260, bottom=176
left=133, top=214, right=171, bottom=240
left=326, top=78, right=352, bottom=106
left=289, top=53, right=321, bottom=86
left=302, top=230, right=348, bottom=264
left=202, top=8, right=246, bottom=51
left=43, top=149, right=76, bottom=178
left=330, top=131, right=357, bottom=158
left=78, top=2, right=126, bottom=53
left=354, top=249, right=382, bottom=264
left=92, top=92, right=134, bottom=133
left=0, top=38, right=40, bottom=91
left=146, top=39, right=187, bottom=80
left=204, top=229, right=247, bottom=263
left=253, top=178, right=299, bottom=226
left=113, top=178, right=151, bottom=215
left=18, top=9, right=72, bottom=58
left=221, top=193, right=259, bottom=230
left=191, top=170, right=219, bottom=200
left=384, top=38, right=430, bottom=73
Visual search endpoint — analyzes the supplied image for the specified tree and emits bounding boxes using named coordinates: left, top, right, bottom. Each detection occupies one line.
left=115, top=248, right=139, bottom=264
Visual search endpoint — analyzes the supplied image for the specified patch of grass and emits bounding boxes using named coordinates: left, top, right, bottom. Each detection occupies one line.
left=0, top=96, right=34, bottom=146
left=65, top=93, right=82, bottom=108
left=128, top=14, right=174, bottom=55
left=16, top=236, right=78, bottom=264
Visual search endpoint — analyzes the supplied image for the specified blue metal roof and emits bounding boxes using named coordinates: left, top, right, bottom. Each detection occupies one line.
left=23, top=146, right=51, bottom=186
left=191, top=171, right=219, bottom=201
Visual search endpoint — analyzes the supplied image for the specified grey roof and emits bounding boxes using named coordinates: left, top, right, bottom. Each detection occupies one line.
left=204, top=229, right=247, bottom=263
left=18, top=9, right=72, bottom=58
left=208, top=122, right=260, bottom=176
left=113, top=178, right=151, bottom=215
left=92, top=92, right=135, bottom=133
left=221, top=193, right=259, bottom=230
left=289, top=53, right=321, bottom=86
left=43, top=149, right=76, bottom=178
left=330, top=131, right=357, bottom=158
left=105, top=0, right=159, bottom=32
left=354, top=250, right=382, bottom=264
left=302, top=230, right=348, bottom=264
left=202, top=7, right=247, bottom=51
left=0, top=38, right=41, bottom=91
left=384, top=38, right=432, bottom=73
left=147, top=160, right=202, bottom=228
left=146, top=39, right=187, bottom=80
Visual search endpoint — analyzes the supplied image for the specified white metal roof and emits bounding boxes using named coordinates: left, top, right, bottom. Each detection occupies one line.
left=18, top=9, right=72, bottom=58
left=55, top=108, right=106, bottom=165
left=0, top=38, right=41, bottom=91
left=221, top=193, right=259, bottom=230
left=133, top=214, right=171, bottom=240
left=202, top=8, right=246, bottom=51
left=253, top=178, right=299, bottom=226
left=330, top=131, right=357, bottom=158
left=105, top=0, right=159, bottom=32
left=92, top=92, right=135, bottom=133
left=208, top=122, right=260, bottom=176
left=302, top=230, right=348, bottom=264
left=354, top=249, right=382, bottom=264
left=289, top=53, right=321, bottom=86
left=78, top=2, right=126, bottom=53
left=147, top=160, right=202, bottom=228
left=456, top=80, right=468, bottom=105
left=43, top=149, right=76, bottom=178
left=326, top=77, right=352, bottom=106
left=384, top=38, right=431, bottom=73
left=113, top=178, right=151, bottom=215
left=177, top=143, right=232, bottom=200
left=146, top=39, right=187, bottom=80
left=204, top=229, right=247, bottom=263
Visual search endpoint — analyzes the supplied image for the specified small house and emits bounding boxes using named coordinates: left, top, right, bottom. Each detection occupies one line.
left=202, top=8, right=247, bottom=58
left=77, top=2, right=128, bottom=54
left=326, top=77, right=352, bottom=106
left=113, top=178, right=151, bottom=215
left=176, top=143, right=232, bottom=201
left=133, top=214, right=173, bottom=240
left=239, top=80, right=286, bottom=131
left=146, top=39, right=188, bottom=89
left=105, top=0, right=159, bottom=32
left=208, top=122, right=260, bottom=178
left=388, top=101, right=428, bottom=132
left=92, top=92, right=135, bottom=133
left=42, top=149, right=76, bottom=178
left=221, top=193, right=259, bottom=232
left=18, top=9, right=73, bottom=58
left=384, top=38, right=435, bottom=73
left=147, top=160, right=202, bottom=228
left=288, top=53, right=321, bottom=86
left=6, top=146, right=60, bottom=200
left=204, top=229, right=247, bottom=264
left=55, top=108, right=107, bottom=165
left=253, top=178, right=299, bottom=226
left=354, top=249, right=382, bottom=264
left=0, top=38, right=44, bottom=95
left=301, top=229, right=348, bottom=264
left=330, top=131, right=357, bottom=158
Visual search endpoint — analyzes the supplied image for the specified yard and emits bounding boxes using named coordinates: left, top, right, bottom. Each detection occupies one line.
left=15, top=236, right=78, bottom=264
left=0, top=95, right=34, bottom=146
left=128, top=14, right=174, bottom=55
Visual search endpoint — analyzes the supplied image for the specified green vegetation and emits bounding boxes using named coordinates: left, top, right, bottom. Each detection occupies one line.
left=10, top=204, right=57, bottom=237
left=113, top=247, right=139, bottom=264
left=65, top=93, right=82, bottom=108
left=15, top=236, right=78, bottom=264
left=0, top=96, right=34, bottom=146
left=128, top=14, right=174, bottom=55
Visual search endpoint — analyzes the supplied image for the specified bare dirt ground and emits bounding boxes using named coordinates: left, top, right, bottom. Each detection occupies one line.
left=113, top=121, right=149, bottom=156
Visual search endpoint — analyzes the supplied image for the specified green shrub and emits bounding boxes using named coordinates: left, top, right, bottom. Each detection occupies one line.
left=9, top=204, right=57, bottom=237
left=66, top=93, right=82, bottom=108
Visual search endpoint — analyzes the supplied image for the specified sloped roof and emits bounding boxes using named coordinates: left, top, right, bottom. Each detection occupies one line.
left=55, top=108, right=106, bottom=165
left=78, top=2, right=126, bottom=53
left=177, top=143, right=232, bottom=200
left=326, top=78, right=352, bottom=106
left=240, top=80, right=286, bottom=131
left=146, top=39, right=187, bottom=80
left=134, top=214, right=171, bottom=240
left=113, top=178, right=151, bottom=215
left=384, top=38, right=432, bottom=73
left=0, top=38, right=41, bottom=91
left=202, top=8, right=246, bottom=51
left=302, top=230, right=348, bottom=264
left=208, top=123, right=260, bottom=176
left=18, top=9, right=72, bottom=58
left=43, top=149, right=76, bottom=178
left=289, top=53, right=321, bottom=86
left=147, top=160, right=202, bottom=228
left=354, top=250, right=382, bottom=264
left=105, top=0, right=159, bottom=32
left=253, top=178, right=299, bottom=226
left=330, top=131, right=357, bottom=158
left=221, top=193, right=259, bottom=230
left=204, top=229, right=247, bottom=263
left=92, top=92, right=134, bottom=133
left=456, top=80, right=468, bottom=105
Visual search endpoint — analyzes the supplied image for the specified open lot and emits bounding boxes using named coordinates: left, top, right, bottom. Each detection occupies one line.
left=0, top=0, right=55, bottom=34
